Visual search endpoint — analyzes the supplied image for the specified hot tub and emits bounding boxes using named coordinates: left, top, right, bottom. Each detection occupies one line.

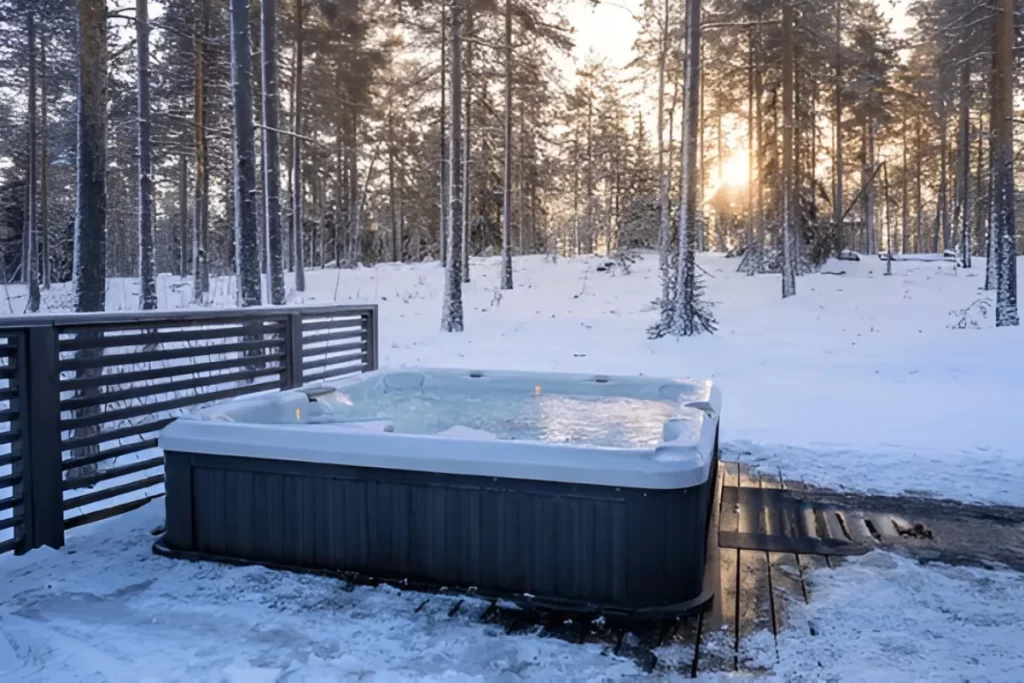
left=156, top=367, right=721, bottom=617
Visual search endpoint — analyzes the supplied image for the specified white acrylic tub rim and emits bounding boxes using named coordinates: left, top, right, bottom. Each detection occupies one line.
left=158, top=367, right=722, bottom=490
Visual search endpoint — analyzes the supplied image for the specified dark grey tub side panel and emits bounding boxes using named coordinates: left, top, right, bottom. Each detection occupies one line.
left=163, top=451, right=713, bottom=610
left=162, top=452, right=194, bottom=550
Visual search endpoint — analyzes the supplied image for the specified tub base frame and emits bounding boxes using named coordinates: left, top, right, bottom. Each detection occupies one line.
left=155, top=440, right=719, bottom=621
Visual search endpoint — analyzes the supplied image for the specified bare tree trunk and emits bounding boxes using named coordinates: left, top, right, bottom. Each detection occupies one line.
left=986, top=109, right=998, bottom=289
left=26, top=13, right=40, bottom=312
left=517, top=104, right=525, bottom=255
left=939, top=107, right=949, bottom=251
left=974, top=111, right=986, bottom=266
left=288, top=0, right=303, bottom=288
left=230, top=0, right=262, bottom=306
left=462, top=7, right=473, bottom=283
left=571, top=126, right=579, bottom=257
left=884, top=163, right=892, bottom=275
left=333, top=131, right=342, bottom=267
left=75, top=0, right=107, bottom=314
left=698, top=49, right=706, bottom=253
left=859, top=123, right=867, bottom=252
left=314, top=172, right=324, bottom=268
left=833, top=0, right=843, bottom=253
left=585, top=95, right=594, bottom=254
left=901, top=121, right=909, bottom=254
left=500, top=0, right=513, bottom=289
left=956, top=63, right=972, bottom=267
left=439, top=5, right=448, bottom=265
left=658, top=0, right=670, bottom=282
left=993, top=0, right=1018, bottom=326
left=137, top=0, right=156, bottom=310
left=442, top=0, right=465, bottom=332
left=347, top=112, right=359, bottom=264
left=780, top=0, right=796, bottom=297
left=745, top=25, right=755, bottom=255
left=40, top=32, right=50, bottom=290
left=178, top=155, right=188, bottom=275
left=754, top=37, right=764, bottom=261
left=261, top=0, right=285, bottom=304
left=915, top=116, right=923, bottom=252
left=388, top=114, right=400, bottom=261
left=193, top=0, right=210, bottom=301
left=715, top=113, right=724, bottom=251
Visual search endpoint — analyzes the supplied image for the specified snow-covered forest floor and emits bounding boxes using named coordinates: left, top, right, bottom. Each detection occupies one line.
left=8, top=250, right=1018, bottom=505
left=2, top=251, right=1023, bottom=680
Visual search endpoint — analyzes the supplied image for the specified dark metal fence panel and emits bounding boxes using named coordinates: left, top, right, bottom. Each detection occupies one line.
left=0, top=304, right=377, bottom=556
left=0, top=329, right=23, bottom=555
left=301, top=308, right=379, bottom=384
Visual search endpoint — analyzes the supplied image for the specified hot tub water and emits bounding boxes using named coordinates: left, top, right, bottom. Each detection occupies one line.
left=305, top=389, right=684, bottom=449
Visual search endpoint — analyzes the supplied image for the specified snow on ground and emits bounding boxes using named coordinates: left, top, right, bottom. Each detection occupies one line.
left=0, top=503, right=640, bottom=682
left=1, top=502, right=1023, bottom=682
left=5, top=251, right=1021, bottom=506
left=2, top=251, right=1023, bottom=681
left=292, top=252, right=1019, bottom=506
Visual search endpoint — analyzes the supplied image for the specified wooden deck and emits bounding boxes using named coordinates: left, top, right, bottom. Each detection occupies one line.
left=393, top=454, right=1023, bottom=677
left=452, top=456, right=844, bottom=676
left=650, top=459, right=835, bottom=676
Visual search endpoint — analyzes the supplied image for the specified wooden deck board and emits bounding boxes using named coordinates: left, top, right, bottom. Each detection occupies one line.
left=696, top=460, right=740, bottom=674
left=673, top=451, right=727, bottom=677
left=735, top=467, right=775, bottom=671
left=762, top=474, right=807, bottom=642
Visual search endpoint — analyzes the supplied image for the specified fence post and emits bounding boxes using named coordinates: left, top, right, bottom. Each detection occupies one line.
left=19, top=325, right=64, bottom=551
left=362, top=307, right=379, bottom=371
left=283, top=312, right=304, bottom=389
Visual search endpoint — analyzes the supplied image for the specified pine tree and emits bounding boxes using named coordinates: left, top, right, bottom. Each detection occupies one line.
left=500, top=0, right=513, bottom=290
left=137, top=0, right=157, bottom=310
left=74, top=0, right=107, bottom=314
left=780, top=0, right=796, bottom=297
left=992, top=0, right=1017, bottom=326
left=441, top=0, right=465, bottom=332
left=651, top=0, right=715, bottom=338
left=261, top=0, right=285, bottom=304
left=290, top=0, right=306, bottom=291
left=229, top=0, right=262, bottom=306
left=26, top=11, right=40, bottom=312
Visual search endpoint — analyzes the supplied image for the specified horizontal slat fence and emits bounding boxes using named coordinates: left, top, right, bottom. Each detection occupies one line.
left=0, top=305, right=378, bottom=556
left=0, top=329, right=23, bottom=555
